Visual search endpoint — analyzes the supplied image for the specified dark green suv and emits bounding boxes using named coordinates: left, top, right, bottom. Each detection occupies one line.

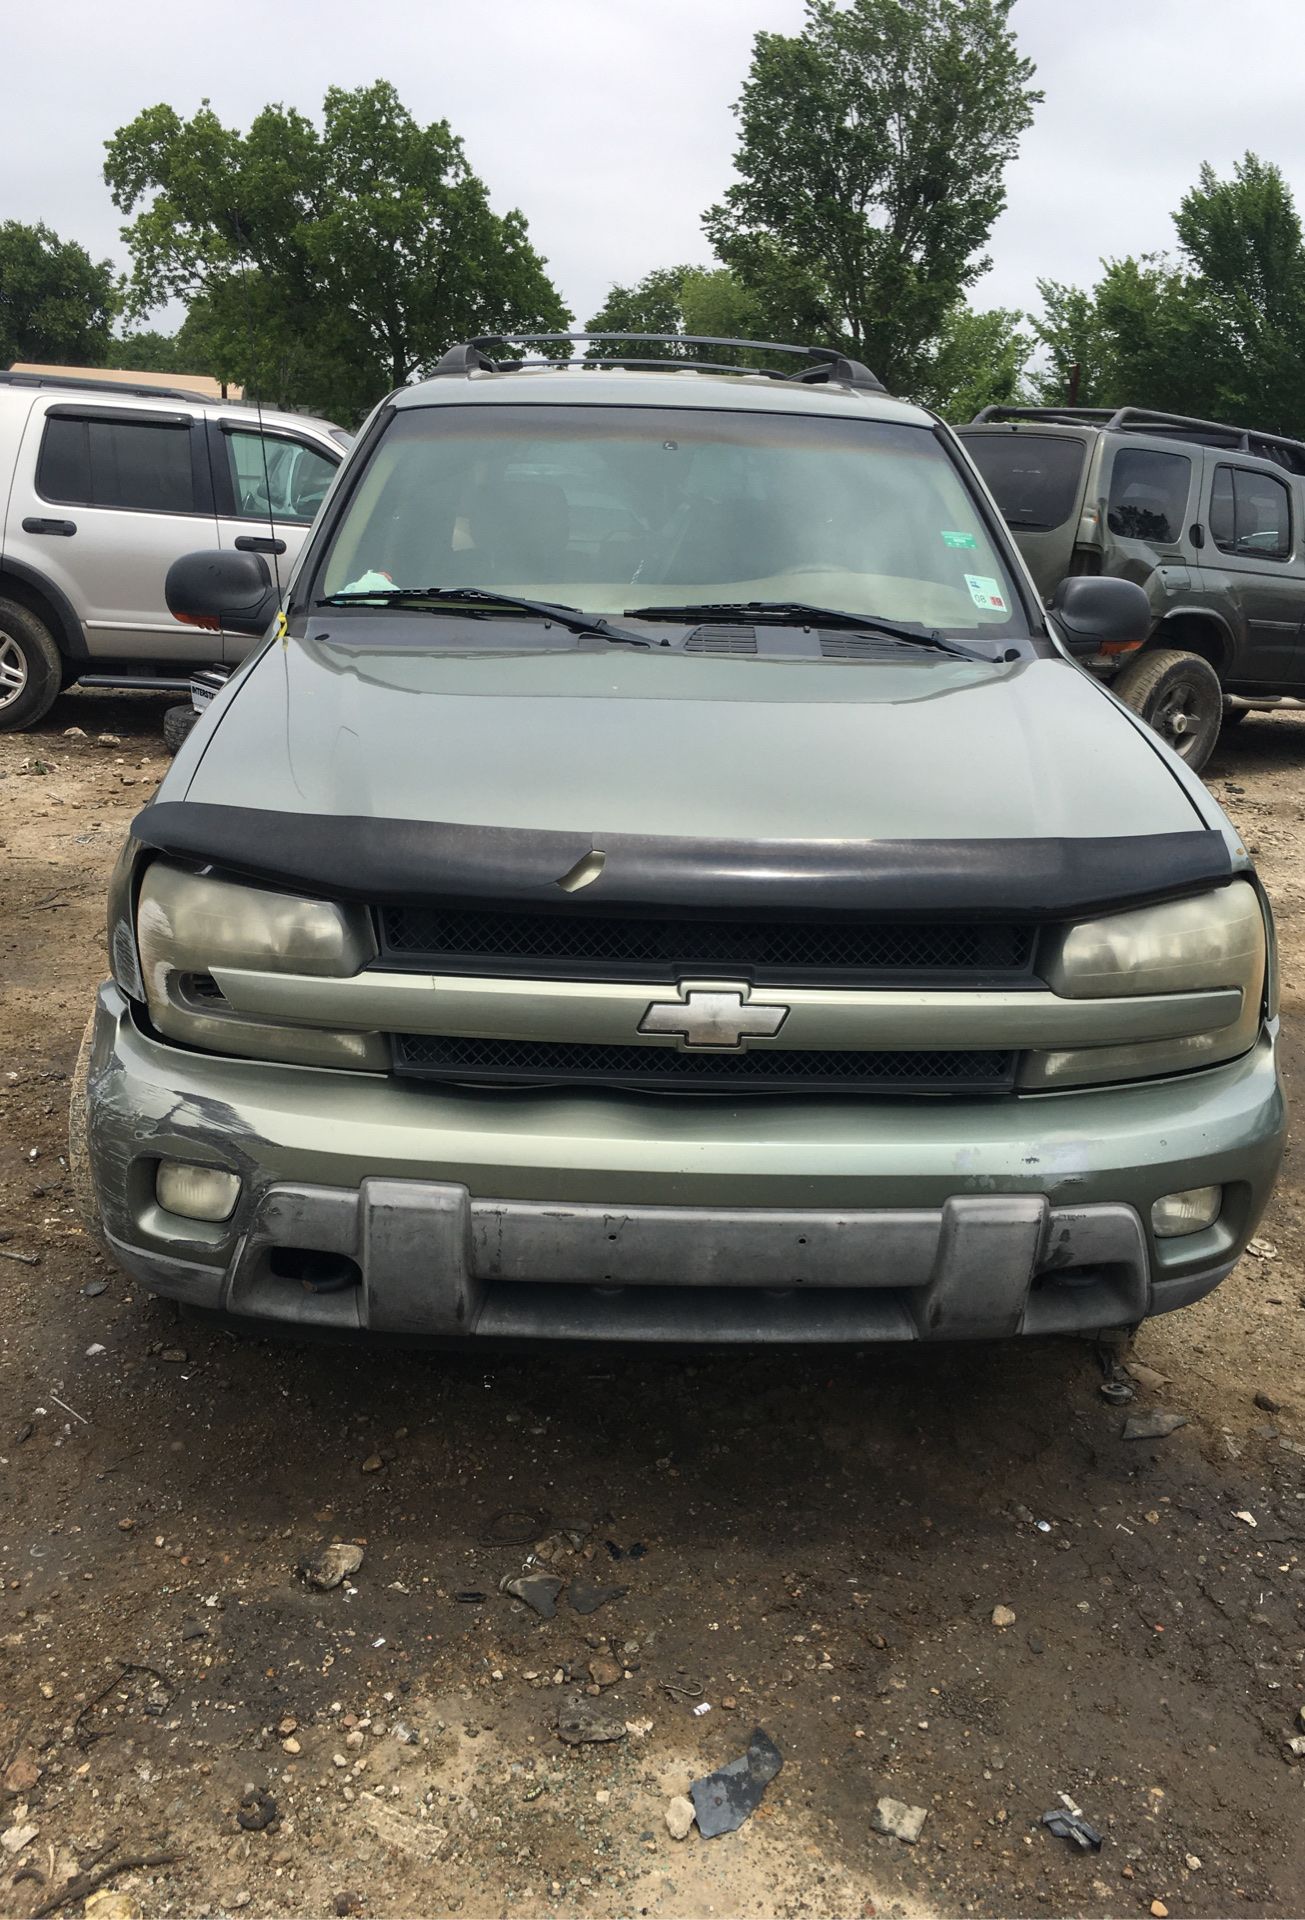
left=959, top=406, right=1305, bottom=774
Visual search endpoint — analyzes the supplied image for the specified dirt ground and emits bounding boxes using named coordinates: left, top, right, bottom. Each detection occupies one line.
left=3, top=691, right=1305, bottom=1920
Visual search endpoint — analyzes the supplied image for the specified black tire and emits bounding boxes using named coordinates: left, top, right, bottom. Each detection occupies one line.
left=1221, top=704, right=1251, bottom=729
left=0, top=597, right=62, bottom=732
left=67, top=1010, right=105, bottom=1250
left=1113, top=647, right=1223, bottom=774
left=163, top=703, right=199, bottom=753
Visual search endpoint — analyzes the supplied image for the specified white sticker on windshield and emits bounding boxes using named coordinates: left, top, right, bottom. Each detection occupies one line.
left=964, top=573, right=1008, bottom=612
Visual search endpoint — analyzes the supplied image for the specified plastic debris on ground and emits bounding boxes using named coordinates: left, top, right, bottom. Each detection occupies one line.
left=479, top=1506, right=550, bottom=1546
left=689, top=1729, right=783, bottom=1838
left=500, top=1572, right=564, bottom=1619
left=568, top=1580, right=628, bottom=1616
left=1122, top=1410, right=1188, bottom=1441
left=1042, top=1793, right=1103, bottom=1852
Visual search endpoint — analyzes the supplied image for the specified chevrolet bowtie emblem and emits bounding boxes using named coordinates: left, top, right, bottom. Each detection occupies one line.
left=638, top=986, right=789, bottom=1050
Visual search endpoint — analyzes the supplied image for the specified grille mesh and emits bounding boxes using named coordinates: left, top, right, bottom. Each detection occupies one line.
left=819, top=634, right=916, bottom=660
left=380, top=908, right=1034, bottom=979
left=684, top=625, right=759, bottom=655
left=394, top=1033, right=1015, bottom=1093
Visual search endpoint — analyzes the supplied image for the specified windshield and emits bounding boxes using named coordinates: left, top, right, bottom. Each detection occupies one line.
left=318, top=404, right=1027, bottom=637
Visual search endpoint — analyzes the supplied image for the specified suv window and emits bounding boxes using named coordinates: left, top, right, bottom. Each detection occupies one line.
left=1210, top=464, right=1292, bottom=559
left=37, top=414, right=198, bottom=513
left=1107, top=448, right=1191, bottom=544
left=319, top=405, right=1028, bottom=638
left=224, top=429, right=336, bottom=523
left=960, top=433, right=1086, bottom=532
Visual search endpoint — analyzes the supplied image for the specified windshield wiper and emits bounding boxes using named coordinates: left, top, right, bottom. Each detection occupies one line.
left=320, top=586, right=651, bottom=647
left=623, top=599, right=991, bottom=662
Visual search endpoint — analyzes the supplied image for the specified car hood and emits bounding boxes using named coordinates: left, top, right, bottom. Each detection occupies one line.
left=178, top=630, right=1203, bottom=842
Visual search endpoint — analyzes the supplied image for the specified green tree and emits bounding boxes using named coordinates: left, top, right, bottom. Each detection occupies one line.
left=585, top=264, right=768, bottom=359
left=1030, top=156, right=1305, bottom=436
left=917, top=304, right=1030, bottom=419
left=1173, top=154, right=1305, bottom=432
left=586, top=265, right=700, bottom=358
left=1029, top=258, right=1209, bottom=413
left=104, top=81, right=570, bottom=421
left=703, top=0, right=1040, bottom=394
left=0, top=220, right=117, bottom=367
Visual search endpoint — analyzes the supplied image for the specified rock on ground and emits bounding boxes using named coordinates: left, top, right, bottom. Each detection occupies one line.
left=872, top=1797, right=929, bottom=1844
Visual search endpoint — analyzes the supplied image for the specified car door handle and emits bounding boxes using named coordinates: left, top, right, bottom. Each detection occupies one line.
left=22, top=517, right=76, bottom=536
left=234, top=534, right=287, bottom=555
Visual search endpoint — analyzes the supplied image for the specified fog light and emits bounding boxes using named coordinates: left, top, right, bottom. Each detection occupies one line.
left=1151, top=1186, right=1221, bottom=1239
left=156, top=1161, right=241, bottom=1223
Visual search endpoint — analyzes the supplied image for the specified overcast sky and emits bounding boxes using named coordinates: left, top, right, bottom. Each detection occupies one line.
left=7, top=0, right=1305, bottom=346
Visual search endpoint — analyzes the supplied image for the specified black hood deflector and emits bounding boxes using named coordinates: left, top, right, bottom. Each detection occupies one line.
left=132, top=802, right=1234, bottom=922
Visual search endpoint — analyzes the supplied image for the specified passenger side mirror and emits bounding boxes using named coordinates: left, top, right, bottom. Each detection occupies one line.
left=1047, top=576, right=1151, bottom=658
left=166, top=549, right=278, bottom=637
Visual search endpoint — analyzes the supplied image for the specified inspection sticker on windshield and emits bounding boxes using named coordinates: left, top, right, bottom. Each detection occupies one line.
left=964, top=573, right=1008, bottom=612
left=941, top=530, right=977, bottom=548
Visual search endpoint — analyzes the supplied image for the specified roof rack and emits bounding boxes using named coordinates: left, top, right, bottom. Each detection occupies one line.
left=969, top=404, right=1305, bottom=474
left=431, top=333, right=886, bottom=392
left=0, top=368, right=220, bottom=407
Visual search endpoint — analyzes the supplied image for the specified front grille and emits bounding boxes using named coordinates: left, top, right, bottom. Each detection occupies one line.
left=393, top=1033, right=1016, bottom=1095
left=379, top=907, right=1035, bottom=983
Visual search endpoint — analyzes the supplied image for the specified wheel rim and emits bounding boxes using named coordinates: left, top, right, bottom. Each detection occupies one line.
left=0, top=632, right=27, bottom=711
left=1151, top=678, right=1216, bottom=762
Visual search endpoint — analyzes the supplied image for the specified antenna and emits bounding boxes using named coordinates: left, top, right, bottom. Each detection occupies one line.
left=230, top=214, right=284, bottom=610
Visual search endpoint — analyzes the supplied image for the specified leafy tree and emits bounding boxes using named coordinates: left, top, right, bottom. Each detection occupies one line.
left=1173, top=155, right=1305, bottom=432
left=1030, top=156, right=1305, bottom=437
left=0, top=220, right=117, bottom=367
left=104, top=82, right=570, bottom=421
left=916, top=304, right=1030, bottom=420
left=585, top=266, right=697, bottom=354
left=703, top=0, right=1040, bottom=395
left=585, top=265, right=768, bottom=360
left=1029, top=258, right=1209, bottom=412
left=108, top=328, right=199, bottom=373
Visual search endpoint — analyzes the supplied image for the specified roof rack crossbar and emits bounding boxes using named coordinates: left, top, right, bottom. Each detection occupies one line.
left=969, top=402, right=1305, bottom=470
left=0, top=368, right=218, bottom=407
left=431, top=332, right=885, bottom=391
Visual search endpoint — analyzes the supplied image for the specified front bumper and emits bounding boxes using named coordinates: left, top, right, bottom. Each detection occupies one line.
left=85, top=985, right=1287, bottom=1343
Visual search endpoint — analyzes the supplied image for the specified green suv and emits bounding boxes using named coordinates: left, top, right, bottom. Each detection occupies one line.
left=74, top=336, right=1286, bottom=1345
left=959, top=405, right=1305, bottom=774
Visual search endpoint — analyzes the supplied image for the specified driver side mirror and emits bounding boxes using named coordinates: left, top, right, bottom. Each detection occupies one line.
left=1048, top=575, right=1151, bottom=658
left=166, top=549, right=278, bottom=637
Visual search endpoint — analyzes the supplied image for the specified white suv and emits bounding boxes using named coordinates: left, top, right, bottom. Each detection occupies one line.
left=0, top=370, right=347, bottom=730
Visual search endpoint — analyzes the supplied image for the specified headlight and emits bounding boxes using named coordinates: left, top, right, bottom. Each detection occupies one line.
left=1022, top=881, right=1267, bottom=1089
left=1041, top=883, right=1265, bottom=998
left=133, top=861, right=386, bottom=1069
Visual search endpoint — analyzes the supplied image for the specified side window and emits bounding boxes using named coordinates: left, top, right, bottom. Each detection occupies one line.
left=1209, top=466, right=1236, bottom=548
left=1106, top=448, right=1191, bottom=544
left=1211, top=464, right=1293, bottom=559
left=37, top=416, right=197, bottom=513
left=36, top=417, right=91, bottom=503
left=224, top=430, right=337, bottom=523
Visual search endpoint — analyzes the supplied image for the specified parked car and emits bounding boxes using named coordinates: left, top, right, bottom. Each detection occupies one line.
left=0, top=369, right=347, bottom=731
left=72, top=334, right=1285, bottom=1347
left=957, top=405, right=1305, bottom=774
